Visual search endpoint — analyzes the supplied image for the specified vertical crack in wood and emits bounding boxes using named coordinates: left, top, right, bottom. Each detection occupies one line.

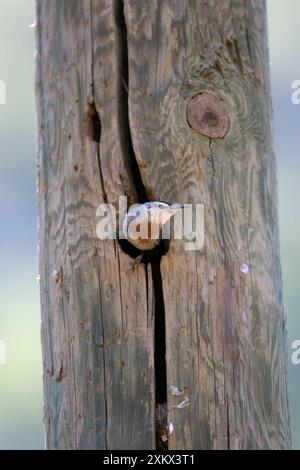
left=208, top=138, right=215, bottom=175
left=220, top=189, right=231, bottom=450
left=88, top=1, right=107, bottom=203
left=114, top=0, right=148, bottom=204
left=115, top=0, right=168, bottom=449
left=226, top=402, right=230, bottom=450
left=145, top=264, right=149, bottom=317
left=89, top=2, right=108, bottom=448
left=96, top=263, right=108, bottom=450
left=151, top=260, right=167, bottom=408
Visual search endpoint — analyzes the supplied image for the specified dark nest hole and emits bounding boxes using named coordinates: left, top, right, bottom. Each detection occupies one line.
left=117, top=237, right=170, bottom=265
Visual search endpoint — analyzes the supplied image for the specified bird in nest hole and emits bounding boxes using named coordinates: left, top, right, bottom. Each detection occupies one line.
left=119, top=201, right=184, bottom=270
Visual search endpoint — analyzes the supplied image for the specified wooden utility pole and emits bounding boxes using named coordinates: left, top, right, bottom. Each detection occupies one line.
left=36, top=0, right=292, bottom=449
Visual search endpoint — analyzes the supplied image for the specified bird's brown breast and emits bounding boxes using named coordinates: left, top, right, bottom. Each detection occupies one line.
left=127, top=221, right=159, bottom=250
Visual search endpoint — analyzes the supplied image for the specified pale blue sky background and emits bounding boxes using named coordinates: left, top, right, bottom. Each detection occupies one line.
left=268, top=0, right=300, bottom=447
left=0, top=0, right=299, bottom=449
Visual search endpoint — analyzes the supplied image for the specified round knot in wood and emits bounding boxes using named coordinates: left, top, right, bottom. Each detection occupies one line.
left=186, top=92, right=230, bottom=139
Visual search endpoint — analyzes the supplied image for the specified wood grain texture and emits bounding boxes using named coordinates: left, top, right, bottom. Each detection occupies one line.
left=36, top=0, right=155, bottom=449
left=36, top=0, right=291, bottom=450
left=124, top=0, right=291, bottom=449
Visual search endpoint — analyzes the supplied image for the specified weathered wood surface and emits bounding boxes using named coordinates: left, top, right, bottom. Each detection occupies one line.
left=36, top=0, right=155, bottom=449
left=36, top=0, right=291, bottom=449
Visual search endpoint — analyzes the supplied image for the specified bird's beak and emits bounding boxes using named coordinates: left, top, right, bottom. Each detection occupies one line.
left=168, top=203, right=184, bottom=213
left=160, top=205, right=184, bottom=224
left=158, top=204, right=184, bottom=225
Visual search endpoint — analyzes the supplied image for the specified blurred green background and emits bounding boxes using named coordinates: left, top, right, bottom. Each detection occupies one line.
left=0, top=0, right=299, bottom=449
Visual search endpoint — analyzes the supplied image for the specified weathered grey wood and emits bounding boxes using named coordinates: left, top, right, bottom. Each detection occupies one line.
left=124, top=0, right=291, bottom=449
left=36, top=0, right=155, bottom=449
left=36, top=0, right=291, bottom=450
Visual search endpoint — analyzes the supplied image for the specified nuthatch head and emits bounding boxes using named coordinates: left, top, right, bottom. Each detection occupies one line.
left=122, top=201, right=183, bottom=252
